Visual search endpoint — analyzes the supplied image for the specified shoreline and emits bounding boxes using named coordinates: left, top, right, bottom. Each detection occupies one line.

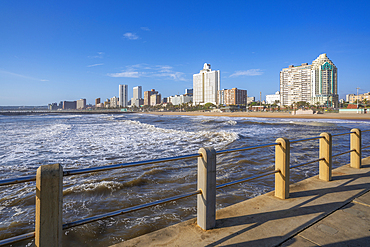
left=143, top=111, right=370, bottom=120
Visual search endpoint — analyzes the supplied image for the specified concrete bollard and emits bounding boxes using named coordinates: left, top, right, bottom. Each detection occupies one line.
left=197, top=147, right=216, bottom=230
left=275, top=138, right=290, bottom=199
left=350, top=128, right=362, bottom=169
left=319, top=133, right=332, bottom=181
left=35, top=164, right=63, bottom=247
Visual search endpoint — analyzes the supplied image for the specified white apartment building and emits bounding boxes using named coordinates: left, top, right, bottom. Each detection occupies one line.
left=247, top=97, right=255, bottom=104
left=193, top=63, right=220, bottom=105
left=76, top=99, right=86, bottom=109
left=169, top=94, right=193, bottom=105
left=266, top=91, right=280, bottom=105
left=110, top=96, right=118, bottom=108
left=131, top=86, right=142, bottom=107
left=119, top=84, right=128, bottom=107
left=280, top=63, right=312, bottom=106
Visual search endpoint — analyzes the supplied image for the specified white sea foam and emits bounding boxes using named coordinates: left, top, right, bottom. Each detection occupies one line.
left=64, top=181, right=123, bottom=194
left=1, top=113, right=369, bottom=246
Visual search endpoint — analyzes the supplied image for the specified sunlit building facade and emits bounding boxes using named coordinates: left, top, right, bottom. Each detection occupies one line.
left=280, top=53, right=338, bottom=108
left=193, top=63, right=220, bottom=105
left=119, top=84, right=128, bottom=107
left=311, top=54, right=338, bottom=107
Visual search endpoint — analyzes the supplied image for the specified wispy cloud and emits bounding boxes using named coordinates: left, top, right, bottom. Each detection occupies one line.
left=87, top=63, right=104, bottom=67
left=108, top=71, right=140, bottom=78
left=230, top=69, right=264, bottom=77
left=0, top=69, right=49, bottom=82
left=123, top=32, right=139, bottom=40
left=88, top=52, right=105, bottom=59
left=107, top=64, right=186, bottom=81
left=141, top=27, right=150, bottom=31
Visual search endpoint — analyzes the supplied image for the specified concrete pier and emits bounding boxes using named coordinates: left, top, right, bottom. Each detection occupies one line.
left=112, top=157, right=370, bottom=247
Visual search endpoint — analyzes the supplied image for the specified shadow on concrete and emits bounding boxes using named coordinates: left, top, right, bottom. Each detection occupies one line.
left=205, top=169, right=370, bottom=247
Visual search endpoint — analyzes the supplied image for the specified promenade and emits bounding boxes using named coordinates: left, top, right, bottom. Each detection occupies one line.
left=113, top=157, right=370, bottom=247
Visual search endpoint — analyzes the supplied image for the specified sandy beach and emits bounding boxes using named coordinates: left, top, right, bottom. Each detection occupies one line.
left=143, top=111, right=370, bottom=120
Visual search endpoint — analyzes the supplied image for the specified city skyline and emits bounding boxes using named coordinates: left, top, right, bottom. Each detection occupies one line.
left=1, top=1, right=370, bottom=105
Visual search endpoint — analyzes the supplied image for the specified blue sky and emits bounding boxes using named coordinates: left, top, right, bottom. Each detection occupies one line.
left=1, top=1, right=369, bottom=105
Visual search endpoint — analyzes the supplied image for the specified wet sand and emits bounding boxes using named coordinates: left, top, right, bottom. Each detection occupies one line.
left=144, top=111, right=370, bottom=120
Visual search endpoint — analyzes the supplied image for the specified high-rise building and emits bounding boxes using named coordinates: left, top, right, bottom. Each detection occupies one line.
left=185, top=89, right=193, bottom=96
left=150, top=94, right=161, bottom=106
left=311, top=54, right=338, bottom=107
left=217, top=88, right=247, bottom=105
left=95, top=98, right=101, bottom=106
left=280, top=63, right=312, bottom=106
left=110, top=96, right=118, bottom=108
left=76, top=99, right=86, bottom=109
left=63, top=101, right=76, bottom=110
left=144, top=89, right=158, bottom=106
left=193, top=63, right=220, bottom=105
left=280, top=53, right=338, bottom=108
left=119, top=85, right=128, bottom=107
left=131, top=86, right=142, bottom=107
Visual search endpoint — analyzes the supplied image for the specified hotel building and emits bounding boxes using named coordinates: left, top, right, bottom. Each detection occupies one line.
left=193, top=63, right=220, bottom=105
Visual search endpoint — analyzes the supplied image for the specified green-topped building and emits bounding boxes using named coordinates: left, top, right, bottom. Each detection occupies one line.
left=280, top=53, right=338, bottom=108
left=311, top=53, right=338, bottom=108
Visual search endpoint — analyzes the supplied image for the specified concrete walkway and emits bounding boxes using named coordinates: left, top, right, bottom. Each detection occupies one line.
left=112, top=157, right=370, bottom=247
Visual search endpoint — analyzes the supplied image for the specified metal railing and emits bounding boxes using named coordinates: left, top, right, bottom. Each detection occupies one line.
left=0, top=128, right=369, bottom=246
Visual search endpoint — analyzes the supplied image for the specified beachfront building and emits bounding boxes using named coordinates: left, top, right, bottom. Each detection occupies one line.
left=119, top=84, right=128, bottom=107
left=311, top=54, right=338, bottom=108
left=144, top=89, right=158, bottom=106
left=193, top=63, right=220, bottom=105
left=168, top=94, right=193, bottom=105
left=280, top=63, right=312, bottom=106
left=266, top=91, right=280, bottom=105
left=280, top=53, right=338, bottom=108
left=247, top=97, right=255, bottom=104
left=110, top=96, right=118, bottom=108
left=131, top=86, right=142, bottom=107
left=63, top=101, right=76, bottom=110
left=347, top=92, right=370, bottom=104
left=217, top=88, right=247, bottom=105
left=76, top=99, right=86, bottom=109
left=150, top=93, right=161, bottom=106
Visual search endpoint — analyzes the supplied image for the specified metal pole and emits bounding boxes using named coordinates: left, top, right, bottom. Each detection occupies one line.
left=260, top=92, right=262, bottom=111
left=356, top=87, right=360, bottom=111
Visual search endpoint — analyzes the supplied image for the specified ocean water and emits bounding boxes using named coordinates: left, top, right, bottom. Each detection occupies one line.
left=0, top=113, right=369, bottom=246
